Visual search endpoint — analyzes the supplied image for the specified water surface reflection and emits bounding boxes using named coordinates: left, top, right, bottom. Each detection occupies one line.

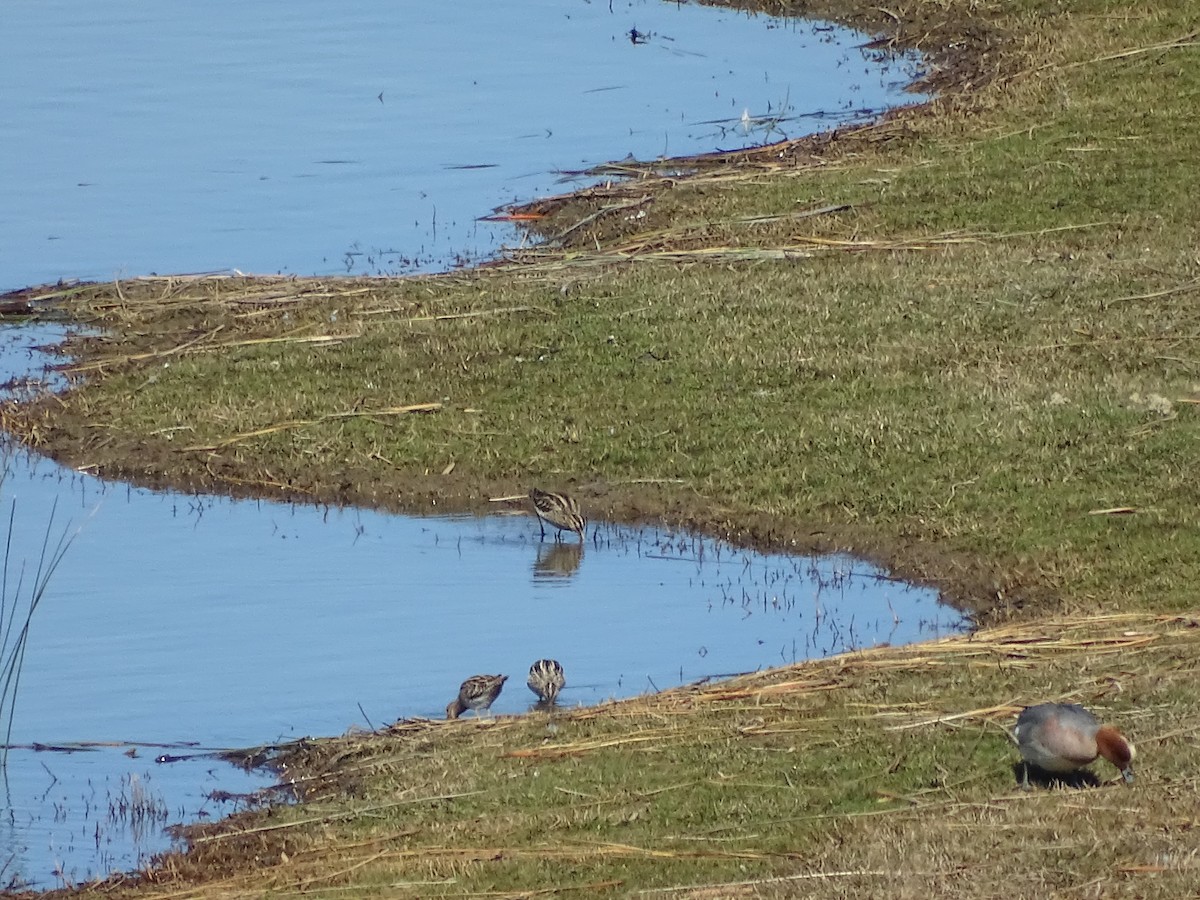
left=0, top=324, right=965, bottom=886
left=1, top=0, right=925, bottom=289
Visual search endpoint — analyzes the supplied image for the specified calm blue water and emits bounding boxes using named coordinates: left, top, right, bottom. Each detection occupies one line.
left=0, top=1, right=923, bottom=291
left=0, top=0, right=932, bottom=887
left=0, top=323, right=964, bottom=888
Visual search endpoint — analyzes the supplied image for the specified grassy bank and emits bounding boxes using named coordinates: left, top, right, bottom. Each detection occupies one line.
left=126, top=619, right=1200, bottom=900
left=43, top=614, right=1200, bottom=898
left=5, top=3, right=1197, bottom=620
left=3, top=0, right=1199, bottom=895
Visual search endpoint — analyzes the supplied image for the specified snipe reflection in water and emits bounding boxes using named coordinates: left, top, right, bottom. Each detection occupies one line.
left=0, top=328, right=960, bottom=884
left=533, top=541, right=584, bottom=581
left=0, top=449, right=966, bottom=889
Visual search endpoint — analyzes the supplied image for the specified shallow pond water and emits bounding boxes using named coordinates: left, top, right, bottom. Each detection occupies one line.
left=2, top=0, right=932, bottom=885
left=1, top=0, right=924, bottom=291
left=0, top=323, right=966, bottom=888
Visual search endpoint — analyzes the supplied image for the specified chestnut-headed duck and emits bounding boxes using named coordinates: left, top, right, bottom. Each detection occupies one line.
left=1013, top=702, right=1135, bottom=788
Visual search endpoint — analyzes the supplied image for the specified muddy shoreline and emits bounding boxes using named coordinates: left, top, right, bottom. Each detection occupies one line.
left=0, top=0, right=1029, bottom=625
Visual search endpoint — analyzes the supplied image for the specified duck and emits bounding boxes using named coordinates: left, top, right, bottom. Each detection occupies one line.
left=1012, top=702, right=1135, bottom=788
left=527, top=658, right=566, bottom=705
left=446, top=674, right=508, bottom=719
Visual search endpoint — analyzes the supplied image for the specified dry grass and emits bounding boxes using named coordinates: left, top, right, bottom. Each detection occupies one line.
left=45, top=613, right=1198, bottom=899
left=2, top=0, right=1199, bottom=896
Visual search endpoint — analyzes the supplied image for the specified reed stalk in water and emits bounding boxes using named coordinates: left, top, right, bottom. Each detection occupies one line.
left=0, top=495, right=77, bottom=771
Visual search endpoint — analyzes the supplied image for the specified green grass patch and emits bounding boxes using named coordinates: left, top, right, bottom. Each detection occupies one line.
left=141, top=615, right=1200, bottom=898
left=3, top=0, right=1199, bottom=895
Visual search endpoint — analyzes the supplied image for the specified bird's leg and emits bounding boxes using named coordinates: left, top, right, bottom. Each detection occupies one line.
left=1020, top=763, right=1031, bottom=791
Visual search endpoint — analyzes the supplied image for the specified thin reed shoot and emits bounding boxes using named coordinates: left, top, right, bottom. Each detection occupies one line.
left=0, top=461, right=79, bottom=771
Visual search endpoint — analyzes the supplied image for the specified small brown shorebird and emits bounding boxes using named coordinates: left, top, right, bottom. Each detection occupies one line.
left=529, top=488, right=586, bottom=541
left=527, top=658, right=565, bottom=705
left=446, top=674, right=508, bottom=719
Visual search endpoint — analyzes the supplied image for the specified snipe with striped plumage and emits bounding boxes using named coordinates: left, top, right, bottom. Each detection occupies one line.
left=446, top=674, right=508, bottom=719
left=526, top=658, right=565, bottom=705
left=529, top=488, right=586, bottom=541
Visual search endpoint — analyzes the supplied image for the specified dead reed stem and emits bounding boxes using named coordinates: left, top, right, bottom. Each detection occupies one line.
left=178, top=403, right=442, bottom=453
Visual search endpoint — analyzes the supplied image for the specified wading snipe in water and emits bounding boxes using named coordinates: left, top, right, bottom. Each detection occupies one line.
left=1012, top=702, right=1135, bottom=789
left=527, top=658, right=565, bottom=705
left=529, top=488, right=586, bottom=541
left=446, top=674, right=508, bottom=719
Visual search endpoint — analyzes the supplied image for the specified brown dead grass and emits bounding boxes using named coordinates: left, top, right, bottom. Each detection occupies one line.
left=26, top=613, right=1198, bottom=899
left=2, top=0, right=1199, bottom=896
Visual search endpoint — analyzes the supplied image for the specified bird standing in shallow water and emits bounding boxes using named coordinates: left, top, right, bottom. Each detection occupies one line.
left=446, top=674, right=508, bottom=719
left=1013, top=702, right=1135, bottom=788
left=527, top=658, right=565, bottom=705
left=529, top=488, right=586, bottom=541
